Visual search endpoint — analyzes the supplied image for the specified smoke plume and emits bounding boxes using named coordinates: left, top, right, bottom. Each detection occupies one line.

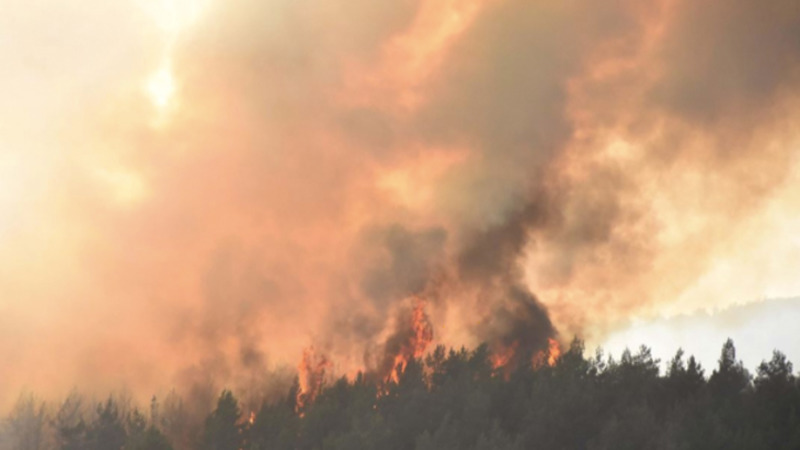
left=2, top=0, right=800, bottom=409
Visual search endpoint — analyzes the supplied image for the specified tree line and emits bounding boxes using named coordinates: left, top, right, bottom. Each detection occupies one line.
left=2, top=338, right=799, bottom=449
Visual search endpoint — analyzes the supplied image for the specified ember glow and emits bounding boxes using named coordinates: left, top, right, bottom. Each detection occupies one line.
left=2, top=0, right=800, bottom=411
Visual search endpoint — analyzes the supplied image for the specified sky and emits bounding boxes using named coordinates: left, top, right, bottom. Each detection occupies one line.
left=603, top=297, right=800, bottom=373
left=1, top=0, right=800, bottom=410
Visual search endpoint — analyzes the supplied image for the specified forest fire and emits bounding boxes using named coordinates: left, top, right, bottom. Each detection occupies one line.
left=385, top=298, right=434, bottom=383
left=533, top=338, right=562, bottom=368
left=491, top=337, right=561, bottom=377
left=547, top=338, right=561, bottom=366
left=3, top=0, right=799, bottom=447
left=295, top=347, right=331, bottom=413
left=292, top=299, right=436, bottom=410
left=295, top=294, right=556, bottom=410
left=490, top=340, right=520, bottom=371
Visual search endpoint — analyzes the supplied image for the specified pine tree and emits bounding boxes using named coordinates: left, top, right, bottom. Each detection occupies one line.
left=202, top=390, right=243, bottom=450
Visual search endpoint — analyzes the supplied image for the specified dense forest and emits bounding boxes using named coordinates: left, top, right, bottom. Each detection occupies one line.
left=2, top=338, right=799, bottom=450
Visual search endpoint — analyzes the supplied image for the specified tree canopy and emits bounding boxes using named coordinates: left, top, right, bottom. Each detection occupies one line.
left=3, top=339, right=800, bottom=450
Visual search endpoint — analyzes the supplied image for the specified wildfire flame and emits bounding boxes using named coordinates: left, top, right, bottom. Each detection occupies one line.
left=547, top=337, right=561, bottom=366
left=293, top=301, right=555, bottom=413
left=491, top=337, right=561, bottom=377
left=296, top=346, right=331, bottom=413
left=387, top=298, right=434, bottom=384
left=490, top=340, right=519, bottom=371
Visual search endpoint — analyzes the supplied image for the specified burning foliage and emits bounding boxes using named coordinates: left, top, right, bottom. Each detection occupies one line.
left=379, top=298, right=435, bottom=384
left=481, top=285, right=558, bottom=375
left=295, top=290, right=559, bottom=408
left=295, top=347, right=331, bottom=414
left=546, top=338, right=561, bottom=366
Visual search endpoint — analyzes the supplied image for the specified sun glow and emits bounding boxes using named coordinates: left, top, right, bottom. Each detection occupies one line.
left=140, top=0, right=210, bottom=113
left=146, top=63, right=176, bottom=109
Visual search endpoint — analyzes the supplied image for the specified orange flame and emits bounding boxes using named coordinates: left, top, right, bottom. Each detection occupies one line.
left=296, top=346, right=331, bottom=413
left=490, top=340, right=519, bottom=371
left=388, top=298, right=434, bottom=383
left=532, top=338, right=562, bottom=368
left=411, top=299, right=434, bottom=357
left=547, top=338, right=561, bottom=366
left=492, top=337, right=561, bottom=377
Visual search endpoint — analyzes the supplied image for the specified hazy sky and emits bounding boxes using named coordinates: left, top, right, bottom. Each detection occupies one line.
left=1, top=0, right=799, bottom=409
left=604, top=297, right=800, bottom=374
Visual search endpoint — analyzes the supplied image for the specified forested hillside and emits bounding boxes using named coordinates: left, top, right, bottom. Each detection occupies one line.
left=3, top=338, right=799, bottom=450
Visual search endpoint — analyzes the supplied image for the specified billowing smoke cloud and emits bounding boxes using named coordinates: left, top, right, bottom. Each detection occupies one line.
left=2, top=0, right=800, bottom=410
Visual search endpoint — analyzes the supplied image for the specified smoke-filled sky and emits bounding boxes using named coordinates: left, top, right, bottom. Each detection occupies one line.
left=2, top=0, right=800, bottom=409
